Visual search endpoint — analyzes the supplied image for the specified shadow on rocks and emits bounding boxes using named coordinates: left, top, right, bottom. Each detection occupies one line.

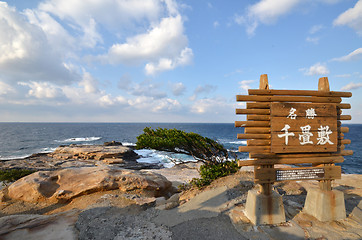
left=170, top=214, right=247, bottom=240
left=75, top=206, right=172, bottom=240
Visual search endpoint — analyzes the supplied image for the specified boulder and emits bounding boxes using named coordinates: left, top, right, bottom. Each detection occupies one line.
left=7, top=166, right=173, bottom=203
left=103, top=141, right=123, bottom=146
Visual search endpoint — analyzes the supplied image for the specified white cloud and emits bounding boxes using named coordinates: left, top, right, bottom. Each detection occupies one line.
left=128, top=96, right=180, bottom=112
left=239, top=80, right=255, bottom=93
left=189, top=84, right=217, bottom=101
left=331, top=48, right=362, bottom=62
left=213, top=21, right=220, bottom=28
left=170, top=82, right=186, bottom=96
left=105, top=15, right=186, bottom=64
left=309, top=24, right=324, bottom=34
left=301, top=62, right=330, bottom=76
left=333, top=0, right=362, bottom=35
left=235, top=0, right=301, bottom=36
left=341, top=82, right=362, bottom=91
left=190, top=97, right=232, bottom=115
left=18, top=81, right=63, bottom=99
left=100, top=14, right=192, bottom=75
left=335, top=74, right=351, bottom=78
left=99, top=94, right=127, bottom=107
left=22, top=0, right=192, bottom=76
left=152, top=98, right=181, bottom=112
left=0, top=81, right=14, bottom=95
left=79, top=72, right=99, bottom=93
left=145, top=47, right=193, bottom=75
left=38, top=0, right=162, bottom=36
left=0, top=2, right=78, bottom=84
left=306, top=37, right=320, bottom=44
left=125, top=79, right=167, bottom=99
left=108, top=15, right=184, bottom=61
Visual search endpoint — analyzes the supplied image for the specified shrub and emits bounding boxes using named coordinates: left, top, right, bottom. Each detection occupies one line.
left=0, top=169, right=35, bottom=183
left=190, top=160, right=239, bottom=188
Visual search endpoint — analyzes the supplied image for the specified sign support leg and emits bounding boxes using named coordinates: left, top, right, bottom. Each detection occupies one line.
left=303, top=77, right=346, bottom=221
left=317, top=77, right=333, bottom=191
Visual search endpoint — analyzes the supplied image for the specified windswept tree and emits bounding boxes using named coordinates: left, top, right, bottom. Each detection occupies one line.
left=136, top=127, right=239, bottom=187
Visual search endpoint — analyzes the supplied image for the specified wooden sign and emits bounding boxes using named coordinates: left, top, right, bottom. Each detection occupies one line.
left=271, top=103, right=338, bottom=153
left=235, top=75, right=352, bottom=192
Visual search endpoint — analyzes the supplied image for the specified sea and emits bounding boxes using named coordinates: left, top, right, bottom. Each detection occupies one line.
left=0, top=123, right=360, bottom=174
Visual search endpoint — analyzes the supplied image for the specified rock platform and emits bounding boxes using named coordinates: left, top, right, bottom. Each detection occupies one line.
left=0, top=144, right=158, bottom=171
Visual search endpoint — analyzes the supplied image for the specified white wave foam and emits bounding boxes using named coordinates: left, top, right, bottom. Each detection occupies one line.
left=56, top=137, right=102, bottom=143
left=135, top=149, right=195, bottom=168
left=40, top=147, right=57, bottom=153
left=0, top=154, right=31, bottom=161
left=122, top=142, right=136, bottom=147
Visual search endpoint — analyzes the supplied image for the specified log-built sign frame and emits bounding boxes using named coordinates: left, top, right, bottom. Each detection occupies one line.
left=235, top=75, right=352, bottom=192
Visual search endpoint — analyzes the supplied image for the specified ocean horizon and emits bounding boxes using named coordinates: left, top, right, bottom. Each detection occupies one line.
left=0, top=122, right=360, bottom=174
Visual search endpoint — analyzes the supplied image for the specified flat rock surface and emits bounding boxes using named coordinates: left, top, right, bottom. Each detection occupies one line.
left=0, top=168, right=361, bottom=240
left=0, top=145, right=159, bottom=171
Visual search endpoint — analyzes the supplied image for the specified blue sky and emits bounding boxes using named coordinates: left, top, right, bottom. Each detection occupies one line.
left=0, top=0, right=361, bottom=123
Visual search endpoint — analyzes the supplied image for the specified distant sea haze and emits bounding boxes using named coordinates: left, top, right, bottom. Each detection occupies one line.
left=0, top=123, right=360, bottom=174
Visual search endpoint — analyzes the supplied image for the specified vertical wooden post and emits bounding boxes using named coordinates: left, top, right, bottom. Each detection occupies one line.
left=257, top=74, right=272, bottom=195
left=259, top=74, right=269, bottom=90
left=317, top=77, right=332, bottom=191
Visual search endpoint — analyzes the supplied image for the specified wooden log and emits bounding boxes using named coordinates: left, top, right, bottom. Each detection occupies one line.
left=236, top=95, right=341, bottom=103
left=342, top=150, right=353, bottom=155
left=338, top=115, right=352, bottom=120
left=338, top=103, right=351, bottom=109
left=340, top=139, right=351, bottom=145
left=235, top=121, right=270, bottom=127
left=250, top=150, right=352, bottom=159
left=239, top=146, right=270, bottom=152
left=247, top=102, right=270, bottom=109
left=247, top=140, right=271, bottom=146
left=235, top=109, right=270, bottom=115
left=247, top=115, right=270, bottom=121
left=237, top=133, right=271, bottom=139
left=248, top=89, right=352, bottom=98
left=244, top=127, right=270, bottom=134
left=245, top=103, right=349, bottom=111
left=238, top=156, right=344, bottom=166
left=340, top=127, right=349, bottom=133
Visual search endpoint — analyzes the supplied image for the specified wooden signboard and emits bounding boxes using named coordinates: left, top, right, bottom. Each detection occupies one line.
left=235, top=75, right=352, bottom=193
left=271, top=103, right=338, bottom=153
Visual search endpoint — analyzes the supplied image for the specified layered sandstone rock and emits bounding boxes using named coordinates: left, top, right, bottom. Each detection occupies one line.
left=48, top=145, right=139, bottom=163
left=7, top=166, right=173, bottom=203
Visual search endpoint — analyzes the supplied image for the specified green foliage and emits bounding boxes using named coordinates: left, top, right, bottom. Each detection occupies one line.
left=0, top=169, right=35, bottom=183
left=190, top=160, right=240, bottom=188
left=136, top=127, right=241, bottom=188
left=136, top=127, right=228, bottom=164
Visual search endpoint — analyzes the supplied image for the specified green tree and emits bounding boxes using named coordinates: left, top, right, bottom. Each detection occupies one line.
left=136, top=127, right=239, bottom=188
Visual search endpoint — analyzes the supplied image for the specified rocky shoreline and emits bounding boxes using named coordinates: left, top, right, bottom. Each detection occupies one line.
left=0, top=145, right=361, bottom=239
left=0, top=143, right=161, bottom=171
